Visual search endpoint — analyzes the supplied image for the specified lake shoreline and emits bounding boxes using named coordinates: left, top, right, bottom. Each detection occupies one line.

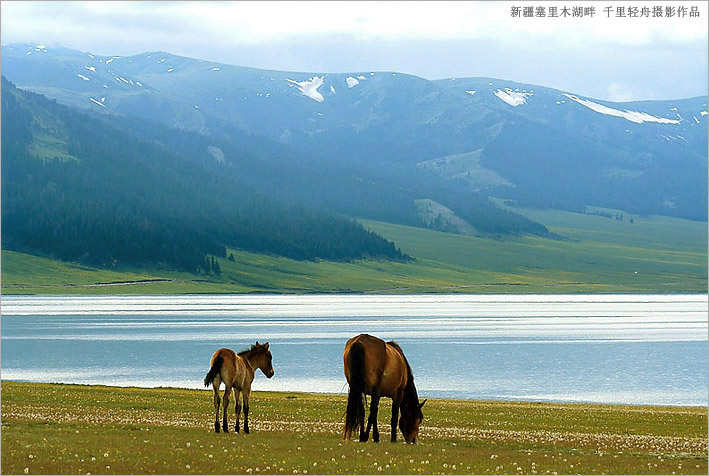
left=2, top=379, right=707, bottom=410
left=3, top=294, right=707, bottom=407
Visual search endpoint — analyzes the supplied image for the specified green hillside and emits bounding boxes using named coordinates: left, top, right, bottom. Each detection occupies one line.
left=2, top=77, right=408, bottom=270
left=2, top=208, right=706, bottom=295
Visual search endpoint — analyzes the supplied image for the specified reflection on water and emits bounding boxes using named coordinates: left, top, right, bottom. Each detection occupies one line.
left=2, top=294, right=707, bottom=406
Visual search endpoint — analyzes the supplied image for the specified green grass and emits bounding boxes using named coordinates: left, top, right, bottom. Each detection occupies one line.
left=1, top=382, right=706, bottom=475
left=28, top=130, right=78, bottom=162
left=2, top=208, right=706, bottom=295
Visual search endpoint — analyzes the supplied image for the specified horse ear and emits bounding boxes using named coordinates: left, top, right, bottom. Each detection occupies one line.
left=255, top=341, right=260, bottom=346
left=264, top=342, right=269, bottom=350
left=419, top=399, right=427, bottom=408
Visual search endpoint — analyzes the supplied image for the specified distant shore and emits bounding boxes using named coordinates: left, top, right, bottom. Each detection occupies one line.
left=3, top=210, right=707, bottom=296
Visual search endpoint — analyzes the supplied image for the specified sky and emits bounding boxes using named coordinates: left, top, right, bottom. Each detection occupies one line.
left=2, top=1, right=707, bottom=101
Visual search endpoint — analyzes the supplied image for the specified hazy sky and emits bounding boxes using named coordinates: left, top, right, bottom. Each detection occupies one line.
left=2, top=1, right=707, bottom=101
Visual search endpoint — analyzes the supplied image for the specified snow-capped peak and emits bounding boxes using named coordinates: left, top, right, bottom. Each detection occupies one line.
left=563, top=94, right=681, bottom=125
left=346, top=77, right=360, bottom=88
left=286, top=76, right=325, bottom=102
left=494, top=88, right=532, bottom=106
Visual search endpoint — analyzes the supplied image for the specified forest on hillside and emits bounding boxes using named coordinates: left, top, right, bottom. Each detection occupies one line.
left=1, top=78, right=408, bottom=271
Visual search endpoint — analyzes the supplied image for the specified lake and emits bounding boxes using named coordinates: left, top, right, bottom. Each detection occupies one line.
left=1, top=294, right=707, bottom=406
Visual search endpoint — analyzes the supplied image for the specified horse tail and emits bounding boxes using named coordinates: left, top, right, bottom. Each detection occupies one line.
left=344, top=342, right=366, bottom=439
left=204, top=354, right=223, bottom=387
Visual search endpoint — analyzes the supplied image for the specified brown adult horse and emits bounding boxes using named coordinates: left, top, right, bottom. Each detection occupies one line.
left=204, top=342, right=274, bottom=434
left=343, top=334, right=426, bottom=443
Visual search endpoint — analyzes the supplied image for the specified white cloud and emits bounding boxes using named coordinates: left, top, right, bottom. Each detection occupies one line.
left=606, top=83, right=637, bottom=103
left=1, top=1, right=706, bottom=101
left=2, top=1, right=707, bottom=49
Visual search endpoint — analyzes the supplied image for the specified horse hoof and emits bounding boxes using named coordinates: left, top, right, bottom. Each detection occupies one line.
left=215, top=426, right=220, bottom=433
left=235, top=426, right=240, bottom=433
left=223, top=427, right=229, bottom=433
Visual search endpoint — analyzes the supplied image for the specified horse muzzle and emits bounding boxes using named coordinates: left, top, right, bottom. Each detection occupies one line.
left=266, top=369, right=274, bottom=378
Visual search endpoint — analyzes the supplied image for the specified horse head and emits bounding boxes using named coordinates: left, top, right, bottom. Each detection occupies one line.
left=399, top=398, right=426, bottom=443
left=254, top=341, right=274, bottom=378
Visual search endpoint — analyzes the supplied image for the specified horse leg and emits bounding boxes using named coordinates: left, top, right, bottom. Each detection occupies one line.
left=390, top=400, right=400, bottom=442
left=212, top=377, right=221, bottom=433
left=359, top=394, right=368, bottom=442
left=367, top=393, right=381, bottom=443
left=233, top=388, right=241, bottom=433
left=243, top=386, right=251, bottom=434
left=222, top=384, right=231, bottom=433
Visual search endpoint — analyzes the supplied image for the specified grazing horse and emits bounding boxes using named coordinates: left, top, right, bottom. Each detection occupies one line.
left=203, top=341, right=274, bottom=434
left=343, top=334, right=426, bottom=443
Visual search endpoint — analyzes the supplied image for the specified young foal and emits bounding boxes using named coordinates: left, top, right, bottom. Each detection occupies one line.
left=343, top=334, right=426, bottom=443
left=204, top=342, right=274, bottom=433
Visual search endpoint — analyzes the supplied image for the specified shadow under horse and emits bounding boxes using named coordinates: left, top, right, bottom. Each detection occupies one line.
left=343, top=333, right=426, bottom=443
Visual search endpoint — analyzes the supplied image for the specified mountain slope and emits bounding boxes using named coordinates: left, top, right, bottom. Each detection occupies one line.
left=1, top=77, right=408, bottom=270
left=3, top=43, right=707, bottom=221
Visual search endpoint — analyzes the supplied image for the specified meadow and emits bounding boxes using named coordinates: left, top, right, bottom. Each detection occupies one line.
left=1, top=382, right=707, bottom=475
left=2, top=209, right=707, bottom=295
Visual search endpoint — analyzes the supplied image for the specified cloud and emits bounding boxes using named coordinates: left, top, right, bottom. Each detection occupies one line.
left=1, top=1, right=707, bottom=101
left=606, top=83, right=639, bottom=103
left=3, top=1, right=707, bottom=49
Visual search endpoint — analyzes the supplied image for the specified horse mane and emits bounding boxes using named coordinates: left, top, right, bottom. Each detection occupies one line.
left=238, top=343, right=265, bottom=356
left=387, top=341, right=418, bottom=407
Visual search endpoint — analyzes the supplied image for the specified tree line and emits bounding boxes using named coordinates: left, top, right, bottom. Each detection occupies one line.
left=1, top=78, right=407, bottom=271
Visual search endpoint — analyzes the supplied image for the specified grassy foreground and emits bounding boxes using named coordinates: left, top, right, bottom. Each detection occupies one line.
left=1, top=382, right=707, bottom=475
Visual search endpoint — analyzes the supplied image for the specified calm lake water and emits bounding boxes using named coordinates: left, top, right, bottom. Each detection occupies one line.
left=1, top=294, right=707, bottom=406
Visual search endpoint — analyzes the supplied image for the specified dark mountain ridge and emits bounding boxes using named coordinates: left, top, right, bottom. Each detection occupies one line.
left=1, top=77, right=409, bottom=270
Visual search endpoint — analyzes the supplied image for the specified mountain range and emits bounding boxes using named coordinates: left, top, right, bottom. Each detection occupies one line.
left=1, top=42, right=707, bottom=270
left=4, top=43, right=707, bottom=221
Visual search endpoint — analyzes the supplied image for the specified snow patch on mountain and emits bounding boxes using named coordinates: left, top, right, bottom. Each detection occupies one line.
left=346, top=77, right=360, bottom=88
left=286, top=76, right=325, bottom=102
left=211, top=67, right=220, bottom=71
left=700, top=111, right=708, bottom=116
left=89, top=97, right=104, bottom=107
left=465, top=90, right=476, bottom=96
left=494, top=88, right=532, bottom=106
left=84, top=66, right=96, bottom=72
left=563, top=94, right=681, bottom=124
left=77, top=74, right=90, bottom=81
